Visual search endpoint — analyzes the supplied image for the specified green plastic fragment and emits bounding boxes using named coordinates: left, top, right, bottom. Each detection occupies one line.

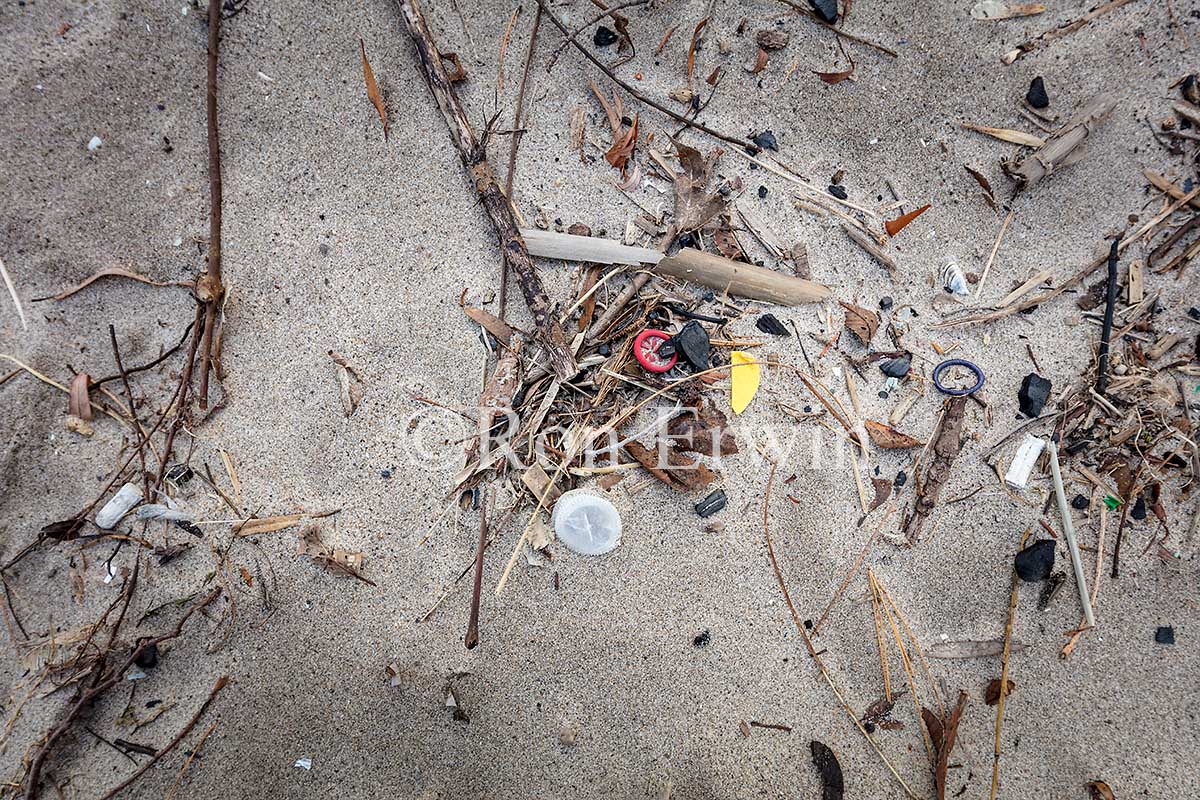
left=1102, top=495, right=1122, bottom=511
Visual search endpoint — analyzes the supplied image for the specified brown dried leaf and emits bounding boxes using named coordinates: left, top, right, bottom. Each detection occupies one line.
left=750, top=48, right=769, bottom=74
left=68, top=373, right=92, bottom=420
left=668, top=402, right=738, bottom=456
left=923, top=691, right=969, bottom=800
left=713, top=218, right=747, bottom=261
left=569, top=105, right=586, bottom=162
left=868, top=477, right=892, bottom=512
left=624, top=440, right=714, bottom=492
left=686, top=18, right=708, bottom=86
left=238, top=566, right=254, bottom=587
left=816, top=65, right=854, bottom=85
left=964, top=165, right=996, bottom=207
left=589, top=80, right=621, bottom=136
left=463, top=305, right=515, bottom=345
left=960, top=121, right=1045, bottom=147
left=840, top=301, right=879, bottom=344
left=1087, top=781, right=1115, bottom=800
left=578, top=265, right=602, bottom=331
left=360, top=38, right=388, bottom=140
left=984, top=678, right=1015, bottom=705
left=672, top=142, right=727, bottom=234
left=791, top=241, right=811, bottom=279
left=755, top=29, right=790, bottom=50
left=864, top=419, right=925, bottom=449
left=441, top=52, right=467, bottom=83
left=329, top=350, right=364, bottom=416
left=605, top=113, right=639, bottom=174
left=236, top=509, right=338, bottom=537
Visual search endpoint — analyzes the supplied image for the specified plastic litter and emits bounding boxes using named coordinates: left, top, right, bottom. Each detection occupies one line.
left=551, top=490, right=622, bottom=555
left=95, top=483, right=143, bottom=529
left=1004, top=434, right=1045, bottom=489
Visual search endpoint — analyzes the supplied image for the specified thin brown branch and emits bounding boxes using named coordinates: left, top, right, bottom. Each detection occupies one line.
left=109, top=325, right=149, bottom=499
left=197, top=0, right=225, bottom=410
left=464, top=489, right=488, bottom=649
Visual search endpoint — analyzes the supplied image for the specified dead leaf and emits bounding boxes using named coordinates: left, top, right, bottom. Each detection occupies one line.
left=686, top=18, right=708, bottom=87
left=923, top=691, right=968, bottom=800
left=750, top=48, right=769, bottom=74
left=791, top=241, right=810, bottom=278
left=238, top=566, right=254, bottom=587
left=672, top=142, right=727, bottom=234
left=971, top=1, right=1046, bottom=19
left=755, top=29, right=789, bottom=50
left=1086, top=781, right=1115, bottom=800
left=960, top=121, right=1045, bottom=147
left=884, top=203, right=931, bottom=237
left=68, top=372, right=92, bottom=420
left=668, top=401, right=738, bottom=456
left=840, top=301, right=879, bottom=344
left=964, top=165, right=996, bottom=208
left=521, top=464, right=561, bottom=506
left=528, top=515, right=554, bottom=550
left=809, top=741, right=844, bottom=800
left=329, top=350, right=364, bottom=416
left=624, top=440, right=714, bottom=492
left=984, top=678, right=1015, bottom=705
left=589, top=80, right=621, bottom=136
left=359, top=38, right=388, bottom=140
left=569, top=106, right=586, bottom=162
left=235, top=509, right=338, bottom=537
left=713, top=217, right=747, bottom=261
left=605, top=113, right=638, bottom=174
left=463, top=305, right=515, bottom=345
left=867, top=477, right=892, bottom=512
left=864, top=420, right=925, bottom=449
left=297, top=524, right=374, bottom=585
left=65, top=415, right=94, bottom=437
left=41, top=518, right=84, bottom=541
left=441, top=51, right=467, bottom=83
left=33, top=267, right=192, bottom=302
left=578, top=265, right=602, bottom=331
left=816, top=64, right=854, bottom=85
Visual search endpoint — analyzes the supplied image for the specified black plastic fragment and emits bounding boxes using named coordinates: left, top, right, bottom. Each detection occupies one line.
left=809, top=0, right=839, bottom=24
left=1018, top=373, right=1052, bottom=417
left=1026, top=76, right=1049, bottom=109
left=894, top=470, right=908, bottom=488
left=675, top=320, right=711, bottom=369
left=1014, top=539, right=1056, bottom=582
left=750, top=130, right=778, bottom=151
left=757, top=185, right=768, bottom=199
left=827, top=184, right=848, bottom=200
left=1131, top=494, right=1147, bottom=521
left=1155, top=625, right=1175, bottom=645
left=693, top=629, right=711, bottom=647
left=879, top=295, right=893, bottom=310
left=134, top=641, right=159, bottom=670
left=756, top=313, right=791, bottom=336
left=165, top=464, right=194, bottom=486
left=593, top=25, right=618, bottom=46
left=1071, top=494, right=1089, bottom=510
left=879, top=354, right=911, bottom=378
left=695, top=489, right=727, bottom=518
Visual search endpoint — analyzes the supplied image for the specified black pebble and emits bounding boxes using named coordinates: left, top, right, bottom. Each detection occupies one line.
left=693, top=630, right=711, bottom=647
left=675, top=320, right=711, bottom=369
left=803, top=619, right=813, bottom=629
left=1026, top=76, right=1049, bottom=109
left=828, top=184, right=848, bottom=200
left=756, top=313, right=791, bottom=336
left=751, top=130, right=778, bottom=151
left=1187, top=306, right=1200, bottom=321
left=880, top=354, right=911, bottom=379
left=1071, top=494, right=1089, bottom=510
left=757, top=185, right=768, bottom=199
left=695, top=489, right=727, bottom=518
left=879, top=295, right=893, bottom=310
left=135, top=642, right=159, bottom=670
left=1155, top=626, right=1175, bottom=645
left=593, top=25, right=618, bottom=46
left=809, top=0, right=839, bottom=24
left=1131, top=494, right=1147, bottom=521
left=1018, top=373, right=1052, bottom=417
left=1014, top=539, right=1056, bottom=582
left=894, top=470, right=908, bottom=488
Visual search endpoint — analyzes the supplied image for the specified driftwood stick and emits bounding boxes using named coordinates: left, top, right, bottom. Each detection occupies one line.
left=397, top=0, right=575, bottom=380
left=197, top=0, right=225, bottom=409
left=1003, top=95, right=1114, bottom=187
left=1000, top=0, right=1141, bottom=64
left=464, top=491, right=487, bottom=650
left=1095, top=238, right=1121, bottom=395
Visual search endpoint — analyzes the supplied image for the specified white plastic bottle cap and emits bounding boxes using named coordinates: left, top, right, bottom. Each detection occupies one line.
left=551, top=490, right=622, bottom=556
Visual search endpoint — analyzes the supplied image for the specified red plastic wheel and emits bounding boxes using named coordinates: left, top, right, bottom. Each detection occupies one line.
left=633, top=328, right=678, bottom=373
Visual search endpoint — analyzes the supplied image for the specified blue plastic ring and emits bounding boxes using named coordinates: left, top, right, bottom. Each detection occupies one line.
left=932, top=358, right=985, bottom=396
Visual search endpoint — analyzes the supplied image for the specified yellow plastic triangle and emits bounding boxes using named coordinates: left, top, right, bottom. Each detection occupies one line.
left=730, top=351, right=760, bottom=415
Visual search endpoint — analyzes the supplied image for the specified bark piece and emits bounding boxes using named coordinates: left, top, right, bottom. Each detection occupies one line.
left=899, top=397, right=967, bottom=545
left=1004, top=95, right=1114, bottom=187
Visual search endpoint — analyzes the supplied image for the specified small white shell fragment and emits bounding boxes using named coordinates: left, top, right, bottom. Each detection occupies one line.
left=551, top=490, right=622, bottom=556
left=86, top=135, right=103, bottom=151
left=941, top=262, right=969, bottom=296
left=293, top=757, right=312, bottom=770
left=1004, top=434, right=1046, bottom=490
left=95, top=483, right=143, bottom=529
